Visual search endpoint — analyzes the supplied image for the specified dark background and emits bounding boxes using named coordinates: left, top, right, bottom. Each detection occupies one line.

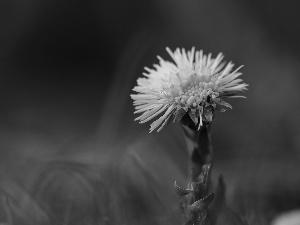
left=1, top=0, right=300, bottom=224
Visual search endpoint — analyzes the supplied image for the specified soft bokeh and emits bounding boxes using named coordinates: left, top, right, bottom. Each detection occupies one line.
left=1, top=0, right=300, bottom=224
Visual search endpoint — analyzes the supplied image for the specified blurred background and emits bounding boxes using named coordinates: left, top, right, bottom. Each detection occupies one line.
left=1, top=0, right=300, bottom=224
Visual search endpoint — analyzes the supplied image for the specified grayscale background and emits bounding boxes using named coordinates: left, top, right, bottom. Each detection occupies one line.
left=1, top=0, right=300, bottom=224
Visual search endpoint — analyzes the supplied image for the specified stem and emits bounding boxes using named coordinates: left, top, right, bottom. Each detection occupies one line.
left=175, top=115, right=214, bottom=225
left=181, top=115, right=213, bottom=177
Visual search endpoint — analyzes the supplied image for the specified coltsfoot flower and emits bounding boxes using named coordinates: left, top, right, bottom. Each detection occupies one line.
left=131, top=47, right=248, bottom=132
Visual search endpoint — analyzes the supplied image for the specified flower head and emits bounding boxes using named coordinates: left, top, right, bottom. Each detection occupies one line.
left=131, top=47, right=248, bottom=132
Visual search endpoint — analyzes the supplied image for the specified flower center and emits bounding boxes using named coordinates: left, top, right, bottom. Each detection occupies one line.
left=171, top=74, right=221, bottom=109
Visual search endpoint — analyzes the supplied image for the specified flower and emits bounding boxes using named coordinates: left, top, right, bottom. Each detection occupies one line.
left=131, top=47, right=248, bottom=132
